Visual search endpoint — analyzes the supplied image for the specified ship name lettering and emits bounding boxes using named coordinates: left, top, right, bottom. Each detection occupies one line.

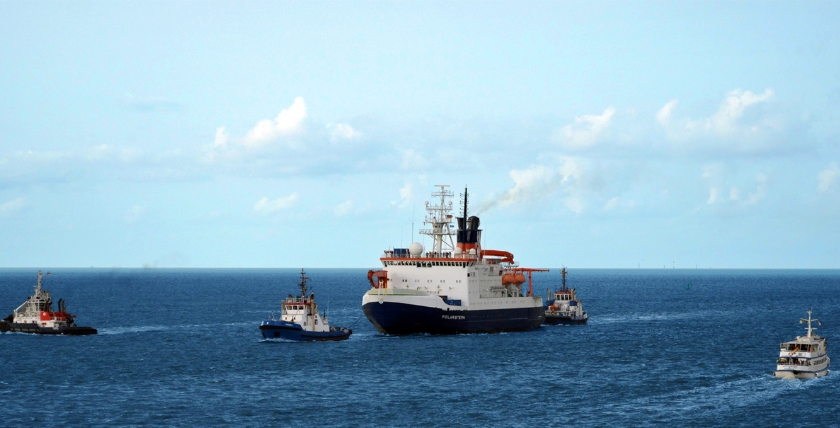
left=441, top=315, right=465, bottom=320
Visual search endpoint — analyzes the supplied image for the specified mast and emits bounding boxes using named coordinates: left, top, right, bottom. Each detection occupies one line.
left=801, top=310, right=818, bottom=337
left=419, top=185, right=455, bottom=254
left=298, top=269, right=310, bottom=297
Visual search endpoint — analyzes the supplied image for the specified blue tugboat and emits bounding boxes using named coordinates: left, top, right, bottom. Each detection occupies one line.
left=544, top=267, right=588, bottom=325
left=259, top=269, right=352, bottom=342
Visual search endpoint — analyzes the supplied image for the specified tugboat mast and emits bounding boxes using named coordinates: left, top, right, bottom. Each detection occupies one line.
left=298, top=269, right=311, bottom=296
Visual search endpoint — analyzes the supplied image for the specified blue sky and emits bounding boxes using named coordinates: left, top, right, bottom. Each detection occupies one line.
left=1, top=1, right=839, bottom=268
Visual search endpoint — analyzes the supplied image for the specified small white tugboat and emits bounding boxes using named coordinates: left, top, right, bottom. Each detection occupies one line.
left=259, top=269, right=352, bottom=342
left=773, top=310, right=829, bottom=379
left=544, top=267, right=588, bottom=325
left=0, top=271, right=97, bottom=335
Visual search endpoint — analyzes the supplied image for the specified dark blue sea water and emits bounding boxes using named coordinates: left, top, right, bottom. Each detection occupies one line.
left=1, top=268, right=838, bottom=426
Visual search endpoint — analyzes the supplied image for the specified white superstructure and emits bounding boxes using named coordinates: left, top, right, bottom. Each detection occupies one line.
left=11, top=271, right=73, bottom=329
left=362, top=185, right=546, bottom=334
left=276, top=269, right=330, bottom=333
left=773, top=311, right=830, bottom=379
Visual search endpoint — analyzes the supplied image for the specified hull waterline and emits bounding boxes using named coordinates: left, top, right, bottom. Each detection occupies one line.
left=543, top=315, right=588, bottom=325
left=0, top=321, right=97, bottom=335
left=259, top=321, right=351, bottom=342
left=363, top=301, right=544, bottom=335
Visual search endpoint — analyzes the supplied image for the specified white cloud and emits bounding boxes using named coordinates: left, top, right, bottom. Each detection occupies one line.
left=729, top=186, right=741, bottom=202
left=328, top=123, right=361, bottom=142
left=242, top=97, right=307, bottom=148
left=254, top=193, right=299, bottom=215
left=707, top=187, right=720, bottom=204
left=124, top=205, right=147, bottom=223
left=709, top=89, right=774, bottom=135
left=214, top=127, right=229, bottom=148
left=656, top=99, right=678, bottom=127
left=334, top=200, right=353, bottom=217
left=0, top=197, right=27, bottom=217
left=701, top=163, right=721, bottom=180
left=603, top=196, right=637, bottom=212
left=565, top=198, right=583, bottom=214
left=702, top=166, right=767, bottom=206
left=392, top=183, right=413, bottom=208
left=660, top=89, right=775, bottom=141
left=557, top=107, right=616, bottom=149
left=744, top=173, right=767, bottom=205
left=818, top=163, right=840, bottom=192
left=401, top=149, right=429, bottom=170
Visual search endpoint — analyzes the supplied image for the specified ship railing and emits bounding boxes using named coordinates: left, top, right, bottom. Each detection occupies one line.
left=382, top=250, right=479, bottom=260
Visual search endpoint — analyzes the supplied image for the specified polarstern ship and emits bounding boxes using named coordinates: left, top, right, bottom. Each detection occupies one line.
left=362, top=185, right=547, bottom=334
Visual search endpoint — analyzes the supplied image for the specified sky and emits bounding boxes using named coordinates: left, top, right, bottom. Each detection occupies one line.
left=1, top=1, right=839, bottom=269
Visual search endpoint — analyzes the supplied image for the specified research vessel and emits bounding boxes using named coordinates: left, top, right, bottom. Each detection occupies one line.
left=544, top=267, right=588, bottom=325
left=362, top=185, right=547, bottom=334
left=773, top=310, right=829, bottom=379
left=0, top=271, right=97, bottom=335
left=259, top=269, right=352, bottom=342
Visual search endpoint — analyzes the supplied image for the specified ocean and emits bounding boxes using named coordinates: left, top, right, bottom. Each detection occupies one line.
left=1, top=268, right=838, bottom=427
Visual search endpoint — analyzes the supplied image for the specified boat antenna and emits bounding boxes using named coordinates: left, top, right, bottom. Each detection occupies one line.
left=801, top=310, right=818, bottom=337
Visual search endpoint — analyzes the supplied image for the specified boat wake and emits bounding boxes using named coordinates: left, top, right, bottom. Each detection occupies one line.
left=595, top=310, right=730, bottom=325
left=610, top=375, right=828, bottom=421
left=99, top=322, right=251, bottom=335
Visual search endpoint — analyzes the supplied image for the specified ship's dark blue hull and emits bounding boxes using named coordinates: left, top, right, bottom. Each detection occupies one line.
left=362, top=301, right=544, bottom=335
left=259, top=320, right=351, bottom=342
left=0, top=321, right=97, bottom=335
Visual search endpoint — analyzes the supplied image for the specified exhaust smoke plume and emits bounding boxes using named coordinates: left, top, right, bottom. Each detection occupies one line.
left=476, top=158, right=583, bottom=215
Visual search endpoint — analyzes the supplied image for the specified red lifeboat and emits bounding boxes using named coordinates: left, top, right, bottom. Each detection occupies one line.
left=502, top=273, right=516, bottom=285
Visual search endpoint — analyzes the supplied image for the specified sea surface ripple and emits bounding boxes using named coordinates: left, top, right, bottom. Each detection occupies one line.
left=1, top=268, right=838, bottom=426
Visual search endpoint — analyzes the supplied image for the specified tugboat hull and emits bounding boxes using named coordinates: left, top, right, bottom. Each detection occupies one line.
left=0, top=321, right=97, bottom=335
left=543, top=314, right=588, bottom=325
left=259, top=320, right=351, bottom=342
left=363, top=301, right=544, bottom=335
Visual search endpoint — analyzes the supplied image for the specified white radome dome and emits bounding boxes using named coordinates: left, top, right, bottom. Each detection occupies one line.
left=409, top=242, right=424, bottom=257
left=454, top=247, right=462, bottom=255
left=469, top=248, right=477, bottom=255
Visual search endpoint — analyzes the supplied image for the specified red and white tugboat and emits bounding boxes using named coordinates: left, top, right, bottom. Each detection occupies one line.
left=0, top=271, right=97, bottom=335
left=544, top=267, right=588, bottom=325
left=259, top=269, right=352, bottom=342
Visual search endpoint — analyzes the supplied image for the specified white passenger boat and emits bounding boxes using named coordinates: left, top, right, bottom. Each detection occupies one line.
left=773, top=310, right=830, bottom=379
